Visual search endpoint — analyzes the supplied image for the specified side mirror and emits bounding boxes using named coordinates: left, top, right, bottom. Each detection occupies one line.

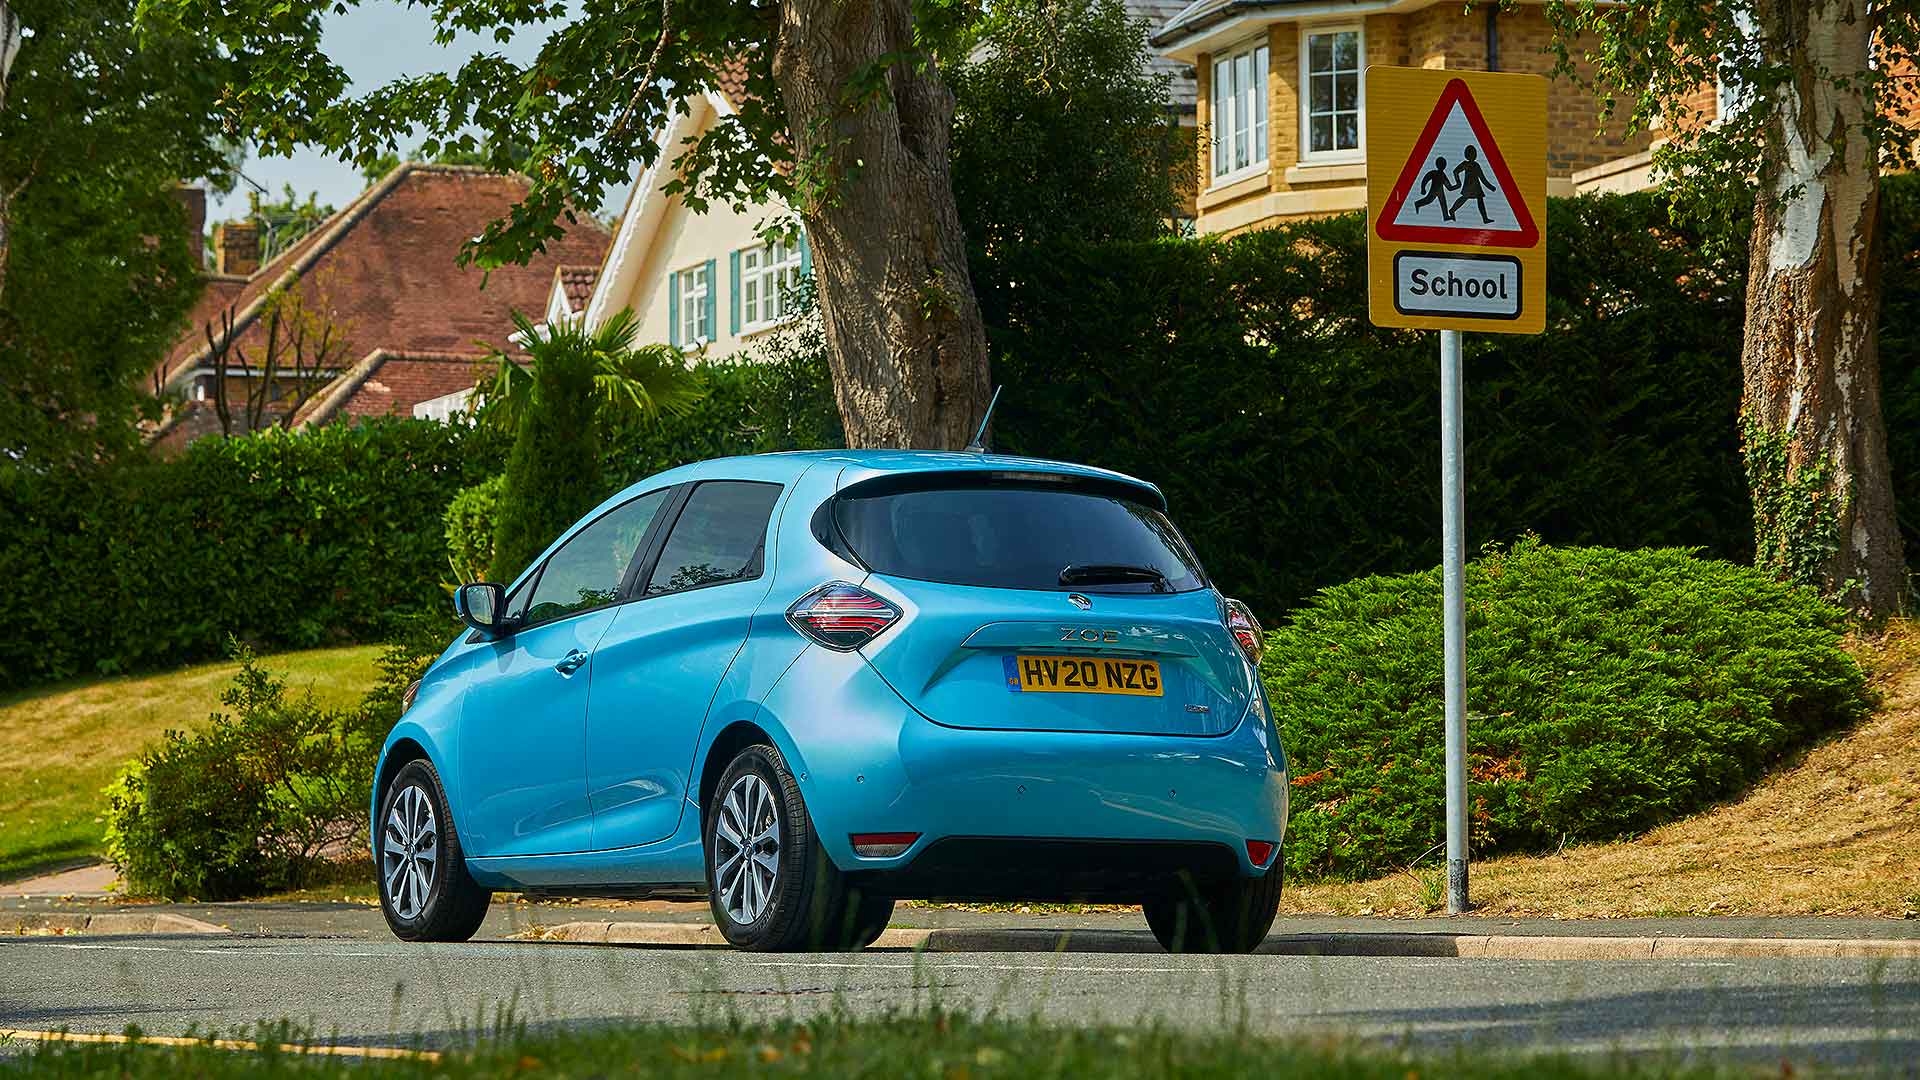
left=454, top=582, right=510, bottom=638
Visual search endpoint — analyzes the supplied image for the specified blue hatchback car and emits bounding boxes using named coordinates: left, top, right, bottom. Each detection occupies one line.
left=372, top=451, right=1289, bottom=952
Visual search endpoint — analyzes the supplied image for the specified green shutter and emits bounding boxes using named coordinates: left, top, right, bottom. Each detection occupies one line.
left=703, top=258, right=718, bottom=342
left=668, top=271, right=680, bottom=347
left=728, top=250, right=742, bottom=336
left=798, top=230, right=812, bottom=279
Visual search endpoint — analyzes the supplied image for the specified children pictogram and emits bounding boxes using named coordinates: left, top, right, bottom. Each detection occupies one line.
left=1376, top=77, right=1537, bottom=247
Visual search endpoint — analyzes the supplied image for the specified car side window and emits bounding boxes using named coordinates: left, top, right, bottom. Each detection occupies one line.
left=522, top=489, right=671, bottom=627
left=645, top=481, right=783, bottom=598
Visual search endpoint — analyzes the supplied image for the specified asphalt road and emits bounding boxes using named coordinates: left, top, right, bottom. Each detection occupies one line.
left=5, top=928, right=1920, bottom=1071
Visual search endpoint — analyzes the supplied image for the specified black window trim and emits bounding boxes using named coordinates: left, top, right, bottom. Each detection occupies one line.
left=632, top=479, right=786, bottom=603
left=481, top=483, right=686, bottom=639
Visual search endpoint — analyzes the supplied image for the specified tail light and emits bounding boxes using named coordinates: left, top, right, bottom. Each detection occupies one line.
left=787, top=582, right=901, bottom=651
left=1225, top=597, right=1265, bottom=666
left=1246, top=839, right=1277, bottom=868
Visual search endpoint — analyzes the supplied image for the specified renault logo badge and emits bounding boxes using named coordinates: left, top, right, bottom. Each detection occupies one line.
left=1067, top=593, right=1092, bottom=610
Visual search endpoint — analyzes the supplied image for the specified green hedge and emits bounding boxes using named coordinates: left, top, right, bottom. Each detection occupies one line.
left=980, top=193, right=1755, bottom=618
left=0, top=421, right=505, bottom=690
left=1262, top=540, right=1870, bottom=880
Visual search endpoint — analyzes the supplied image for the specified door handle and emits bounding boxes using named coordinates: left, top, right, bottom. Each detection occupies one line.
left=554, top=649, right=589, bottom=676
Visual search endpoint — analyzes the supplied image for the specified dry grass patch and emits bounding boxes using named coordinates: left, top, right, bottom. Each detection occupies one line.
left=1282, top=621, right=1920, bottom=919
left=0, top=647, right=383, bottom=882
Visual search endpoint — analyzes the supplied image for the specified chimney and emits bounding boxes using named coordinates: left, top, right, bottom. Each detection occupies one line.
left=212, top=220, right=261, bottom=276
left=173, top=185, right=207, bottom=269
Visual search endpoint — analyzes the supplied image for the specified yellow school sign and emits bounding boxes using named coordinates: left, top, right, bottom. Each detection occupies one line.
left=1366, top=67, right=1548, bottom=335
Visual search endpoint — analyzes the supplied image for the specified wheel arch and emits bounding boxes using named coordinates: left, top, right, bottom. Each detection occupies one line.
left=693, top=713, right=811, bottom=831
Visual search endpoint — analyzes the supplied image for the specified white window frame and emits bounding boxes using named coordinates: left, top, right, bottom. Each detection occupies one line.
left=678, top=263, right=712, bottom=345
left=1299, top=24, right=1365, bottom=164
left=1209, top=37, right=1270, bottom=186
left=739, top=238, right=805, bottom=332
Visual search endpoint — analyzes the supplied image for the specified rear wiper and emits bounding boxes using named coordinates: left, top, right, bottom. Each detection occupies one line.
left=1059, top=563, right=1170, bottom=591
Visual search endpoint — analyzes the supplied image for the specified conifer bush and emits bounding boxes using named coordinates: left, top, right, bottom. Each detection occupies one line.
left=1263, top=540, right=1871, bottom=880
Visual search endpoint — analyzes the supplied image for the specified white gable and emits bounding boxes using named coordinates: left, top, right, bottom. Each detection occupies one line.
left=583, top=89, right=806, bottom=361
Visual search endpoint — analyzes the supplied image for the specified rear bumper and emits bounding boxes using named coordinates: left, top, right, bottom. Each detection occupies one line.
left=759, top=648, right=1289, bottom=896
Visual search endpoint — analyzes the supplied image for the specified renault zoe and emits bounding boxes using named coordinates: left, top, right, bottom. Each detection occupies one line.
left=372, top=451, right=1288, bottom=952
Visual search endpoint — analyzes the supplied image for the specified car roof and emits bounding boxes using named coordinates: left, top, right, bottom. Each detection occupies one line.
left=601, top=449, right=1164, bottom=507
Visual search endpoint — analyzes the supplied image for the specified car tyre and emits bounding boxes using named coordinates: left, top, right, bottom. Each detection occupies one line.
left=377, top=759, right=491, bottom=943
left=1142, top=863, right=1282, bottom=954
left=705, top=743, right=894, bottom=951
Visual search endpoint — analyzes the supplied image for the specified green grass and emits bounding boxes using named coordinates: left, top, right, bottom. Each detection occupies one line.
left=0, top=1013, right=1760, bottom=1078
left=0, top=646, right=383, bottom=883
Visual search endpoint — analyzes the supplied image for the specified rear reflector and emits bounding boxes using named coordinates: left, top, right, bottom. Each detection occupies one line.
left=1245, top=839, right=1277, bottom=868
left=850, top=832, right=921, bottom=858
left=787, top=582, right=901, bottom=651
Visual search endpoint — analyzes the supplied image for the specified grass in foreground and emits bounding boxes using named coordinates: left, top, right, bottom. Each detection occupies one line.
left=1281, top=620, right=1920, bottom=919
left=0, top=646, right=383, bottom=883
left=0, top=1014, right=1759, bottom=1079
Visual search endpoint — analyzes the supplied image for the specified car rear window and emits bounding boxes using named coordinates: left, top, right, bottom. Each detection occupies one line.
left=831, top=479, right=1206, bottom=593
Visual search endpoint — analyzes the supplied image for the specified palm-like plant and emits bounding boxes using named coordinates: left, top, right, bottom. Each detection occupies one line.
left=473, top=308, right=704, bottom=432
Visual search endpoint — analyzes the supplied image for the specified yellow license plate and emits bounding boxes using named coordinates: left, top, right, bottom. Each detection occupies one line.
left=1005, top=655, right=1163, bottom=696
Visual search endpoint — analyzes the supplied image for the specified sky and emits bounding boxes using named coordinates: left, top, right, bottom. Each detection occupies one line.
left=207, top=1, right=571, bottom=223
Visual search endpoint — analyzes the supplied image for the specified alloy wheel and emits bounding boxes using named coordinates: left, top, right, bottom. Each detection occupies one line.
left=382, top=783, right=438, bottom=921
left=714, top=772, right=781, bottom=924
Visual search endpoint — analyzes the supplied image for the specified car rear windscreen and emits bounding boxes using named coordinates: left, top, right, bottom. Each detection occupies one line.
left=831, top=480, right=1206, bottom=593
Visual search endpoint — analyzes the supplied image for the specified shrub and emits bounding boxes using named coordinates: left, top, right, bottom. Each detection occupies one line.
left=444, top=474, right=505, bottom=584
left=491, top=333, right=605, bottom=581
left=1262, top=540, right=1871, bottom=881
left=104, top=644, right=386, bottom=899
left=0, top=418, right=505, bottom=692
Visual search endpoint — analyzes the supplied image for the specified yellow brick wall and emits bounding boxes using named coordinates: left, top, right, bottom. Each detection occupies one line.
left=1191, top=5, right=1653, bottom=232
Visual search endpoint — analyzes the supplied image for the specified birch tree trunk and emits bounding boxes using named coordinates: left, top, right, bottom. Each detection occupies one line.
left=1, top=0, right=22, bottom=302
left=771, top=0, right=993, bottom=449
left=1742, top=0, right=1907, bottom=617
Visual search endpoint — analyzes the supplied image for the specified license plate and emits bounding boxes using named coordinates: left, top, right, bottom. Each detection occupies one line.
left=1003, top=655, right=1163, bottom=696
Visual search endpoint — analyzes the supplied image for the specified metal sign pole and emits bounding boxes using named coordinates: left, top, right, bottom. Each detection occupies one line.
left=1439, top=328, right=1469, bottom=914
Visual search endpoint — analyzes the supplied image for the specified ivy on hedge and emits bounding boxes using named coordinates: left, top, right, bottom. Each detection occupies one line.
left=1262, top=540, right=1870, bottom=880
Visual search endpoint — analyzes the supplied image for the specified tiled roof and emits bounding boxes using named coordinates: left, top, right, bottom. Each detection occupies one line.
left=292, top=349, right=491, bottom=428
left=712, top=57, right=753, bottom=113
left=163, top=163, right=610, bottom=398
left=557, top=265, right=599, bottom=311
left=1127, top=0, right=1200, bottom=110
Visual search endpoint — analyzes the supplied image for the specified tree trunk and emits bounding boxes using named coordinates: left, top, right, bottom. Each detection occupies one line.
left=771, top=0, right=992, bottom=450
left=0, top=0, right=22, bottom=302
left=1742, top=0, right=1907, bottom=617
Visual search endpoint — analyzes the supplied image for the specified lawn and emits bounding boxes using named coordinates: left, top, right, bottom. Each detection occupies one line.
left=0, top=646, right=383, bottom=883
left=0, top=1014, right=1757, bottom=1079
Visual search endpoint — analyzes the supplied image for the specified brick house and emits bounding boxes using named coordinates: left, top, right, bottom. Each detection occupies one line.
left=1150, top=0, right=1657, bottom=236
left=153, top=163, right=610, bottom=449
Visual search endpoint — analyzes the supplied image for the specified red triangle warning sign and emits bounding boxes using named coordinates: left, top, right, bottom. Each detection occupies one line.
left=1375, top=78, right=1539, bottom=249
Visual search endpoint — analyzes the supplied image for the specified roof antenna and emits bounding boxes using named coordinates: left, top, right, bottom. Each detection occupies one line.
left=964, top=385, right=1004, bottom=453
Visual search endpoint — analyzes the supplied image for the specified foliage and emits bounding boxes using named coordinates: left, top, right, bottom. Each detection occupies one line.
left=244, top=184, right=335, bottom=265
left=948, top=0, right=1191, bottom=254
left=138, top=0, right=801, bottom=270
left=104, top=642, right=385, bottom=899
left=4, top=1012, right=1761, bottom=1079
left=981, top=192, right=1754, bottom=618
left=1264, top=540, right=1871, bottom=881
left=0, top=419, right=505, bottom=692
left=473, top=309, right=705, bottom=436
left=0, top=0, right=237, bottom=471
left=360, top=136, right=537, bottom=187
left=1879, top=173, right=1920, bottom=572
left=445, top=474, right=506, bottom=585
left=489, top=323, right=606, bottom=582
left=1541, top=0, right=1919, bottom=233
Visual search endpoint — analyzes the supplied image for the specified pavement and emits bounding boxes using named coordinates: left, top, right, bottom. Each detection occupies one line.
left=5, top=896, right=1920, bottom=1070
